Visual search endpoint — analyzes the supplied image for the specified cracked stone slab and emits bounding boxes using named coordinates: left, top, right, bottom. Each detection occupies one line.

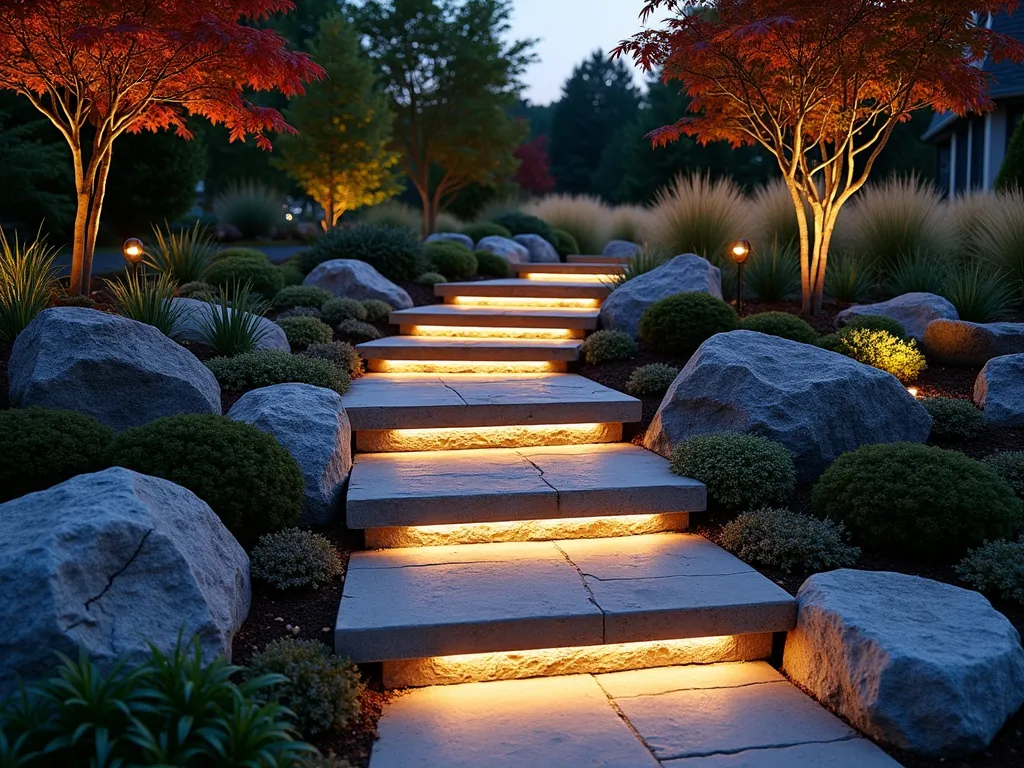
left=341, top=373, right=641, bottom=430
left=346, top=444, right=706, bottom=529
left=334, top=534, right=796, bottom=663
left=663, top=738, right=903, bottom=766
left=434, top=278, right=610, bottom=300
left=369, top=675, right=660, bottom=768
left=356, top=335, right=583, bottom=361
left=390, top=304, right=601, bottom=330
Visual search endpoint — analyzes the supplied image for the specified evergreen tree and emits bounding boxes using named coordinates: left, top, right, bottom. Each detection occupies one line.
left=997, top=115, right=1024, bottom=192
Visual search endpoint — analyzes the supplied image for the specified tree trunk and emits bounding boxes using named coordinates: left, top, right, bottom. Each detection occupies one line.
left=784, top=181, right=813, bottom=314
left=811, top=212, right=839, bottom=314
left=69, top=190, right=92, bottom=296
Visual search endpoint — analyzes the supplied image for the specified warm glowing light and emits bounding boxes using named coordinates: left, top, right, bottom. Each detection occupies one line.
left=382, top=634, right=774, bottom=688
left=285, top=212, right=294, bottom=221
left=122, top=238, right=144, bottom=264
left=405, top=325, right=579, bottom=340
left=522, top=272, right=620, bottom=283
left=728, top=238, right=752, bottom=264
left=907, top=386, right=920, bottom=398
left=450, top=295, right=601, bottom=309
left=355, top=422, right=623, bottom=452
left=367, top=359, right=563, bottom=374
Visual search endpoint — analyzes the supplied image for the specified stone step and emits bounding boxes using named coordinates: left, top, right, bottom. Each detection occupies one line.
left=511, top=262, right=625, bottom=276
left=346, top=443, right=705, bottom=531
left=389, top=304, right=600, bottom=331
left=568, top=253, right=632, bottom=264
left=334, top=533, right=797, bottom=665
left=435, top=278, right=610, bottom=304
left=355, top=336, right=583, bottom=362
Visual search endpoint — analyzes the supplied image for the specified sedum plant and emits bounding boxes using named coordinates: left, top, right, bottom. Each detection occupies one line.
left=0, top=228, right=59, bottom=342
left=625, top=363, right=680, bottom=397
left=105, top=269, right=184, bottom=337
left=250, top=528, right=344, bottom=591
left=580, top=329, right=637, bottom=364
left=717, top=507, right=860, bottom=572
left=145, top=222, right=216, bottom=283
left=197, top=280, right=271, bottom=356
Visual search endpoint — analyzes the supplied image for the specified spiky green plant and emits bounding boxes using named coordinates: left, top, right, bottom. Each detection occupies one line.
left=605, top=246, right=672, bottom=288
left=0, top=228, right=59, bottom=341
left=943, top=264, right=1016, bottom=322
left=744, top=241, right=800, bottom=301
left=105, top=270, right=184, bottom=337
left=197, top=280, right=271, bottom=356
left=824, top=251, right=876, bottom=302
left=885, top=247, right=950, bottom=297
left=971, top=190, right=1024, bottom=305
left=645, top=173, right=751, bottom=264
left=144, top=222, right=217, bottom=284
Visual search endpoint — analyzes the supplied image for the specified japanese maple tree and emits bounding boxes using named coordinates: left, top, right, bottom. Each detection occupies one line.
left=616, top=1, right=1024, bottom=313
left=0, top=0, right=323, bottom=294
left=514, top=136, right=556, bottom=196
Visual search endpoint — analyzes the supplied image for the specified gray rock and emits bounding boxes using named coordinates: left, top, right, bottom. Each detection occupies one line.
left=784, top=569, right=1024, bottom=757
left=169, top=297, right=289, bottom=352
left=514, top=234, right=560, bottom=263
left=8, top=307, right=221, bottom=431
left=602, top=240, right=641, bottom=258
left=475, top=236, right=529, bottom=264
left=228, top=384, right=351, bottom=526
left=303, top=259, right=413, bottom=310
left=599, top=254, right=723, bottom=338
left=974, top=353, right=1024, bottom=427
left=426, top=232, right=474, bottom=250
left=923, top=319, right=1024, bottom=366
left=836, top=292, right=958, bottom=341
left=643, top=331, right=932, bottom=481
left=0, top=468, right=250, bottom=697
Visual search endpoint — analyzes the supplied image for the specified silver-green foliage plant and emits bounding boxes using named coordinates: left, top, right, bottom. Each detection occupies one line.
left=105, top=269, right=184, bottom=337
left=321, top=297, right=368, bottom=325
left=983, top=452, right=1024, bottom=497
left=580, top=329, right=637, bottom=364
left=278, top=316, right=334, bottom=350
left=337, top=319, right=382, bottom=343
left=250, top=528, right=344, bottom=591
left=248, top=638, right=363, bottom=738
left=198, top=280, right=271, bottom=356
left=361, top=299, right=393, bottom=323
left=302, top=341, right=363, bottom=378
left=145, top=222, right=217, bottom=283
left=955, top=536, right=1024, bottom=604
left=625, top=363, right=679, bottom=397
left=718, top=507, right=861, bottom=572
left=206, top=349, right=350, bottom=395
left=0, top=228, right=58, bottom=342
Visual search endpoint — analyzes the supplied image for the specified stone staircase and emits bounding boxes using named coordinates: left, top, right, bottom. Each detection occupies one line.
left=335, top=256, right=901, bottom=766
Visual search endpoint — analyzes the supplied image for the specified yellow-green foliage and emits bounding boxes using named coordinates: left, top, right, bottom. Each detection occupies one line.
left=832, top=327, right=926, bottom=382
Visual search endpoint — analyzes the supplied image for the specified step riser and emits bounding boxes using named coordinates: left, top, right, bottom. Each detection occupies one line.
left=358, top=344, right=581, bottom=363
left=382, top=633, right=774, bottom=688
left=400, top=325, right=587, bottom=340
left=511, top=263, right=626, bottom=276
left=366, top=359, right=569, bottom=374
left=436, top=281, right=610, bottom=301
left=567, top=254, right=632, bottom=264
left=389, top=307, right=600, bottom=331
left=354, top=422, right=624, bottom=453
left=445, top=296, right=602, bottom=310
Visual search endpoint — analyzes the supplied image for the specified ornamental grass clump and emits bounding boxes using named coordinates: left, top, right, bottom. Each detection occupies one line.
left=717, top=507, right=860, bottom=572
left=824, top=252, right=876, bottom=302
left=197, top=280, right=271, bottom=357
left=671, top=433, right=795, bottom=510
left=250, top=528, right=344, bottom=591
left=922, top=397, right=984, bottom=439
left=321, top=297, right=368, bottom=326
left=625, top=363, right=680, bottom=397
left=104, top=270, right=183, bottom=338
left=956, top=536, right=1024, bottom=604
left=740, top=311, right=818, bottom=344
left=213, top=180, right=282, bottom=239
left=278, top=316, right=334, bottom=350
left=206, top=349, right=350, bottom=395
left=145, top=222, right=216, bottom=283
left=644, top=173, right=751, bottom=263
left=273, top=285, right=333, bottom=311
left=522, top=193, right=610, bottom=254
left=302, top=341, right=363, bottom=378
left=743, top=242, right=801, bottom=301
left=0, top=228, right=59, bottom=342
left=639, top=292, right=740, bottom=357
left=580, top=329, right=637, bottom=364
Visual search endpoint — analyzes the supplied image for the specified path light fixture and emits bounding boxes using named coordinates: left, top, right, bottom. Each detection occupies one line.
left=122, top=237, right=145, bottom=278
left=727, top=239, right=752, bottom=314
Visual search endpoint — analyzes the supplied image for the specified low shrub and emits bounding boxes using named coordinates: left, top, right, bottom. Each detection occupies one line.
left=321, top=297, right=368, bottom=326
left=922, top=397, right=984, bottom=439
left=415, top=271, right=447, bottom=285
left=302, top=341, right=363, bottom=379
left=551, top=228, right=580, bottom=257
left=0, top=408, right=113, bottom=503
left=205, top=254, right=285, bottom=298
left=273, top=285, right=333, bottom=311
left=107, top=414, right=304, bottom=543
left=336, top=319, right=383, bottom=343
left=55, top=294, right=98, bottom=308
left=213, top=180, right=281, bottom=239
left=580, top=329, right=637, bottom=364
left=831, top=327, right=926, bottom=382
left=178, top=280, right=216, bottom=300
left=955, top=536, right=1024, bottom=604
left=248, top=638, right=363, bottom=738
left=740, top=311, right=818, bottom=344
left=250, top=528, right=344, bottom=590
left=839, top=314, right=908, bottom=339
left=425, top=241, right=478, bottom=280
left=197, top=281, right=271, bottom=357
left=278, top=316, right=334, bottom=350
left=302, top=225, right=423, bottom=282
left=638, top=292, right=740, bottom=356
left=361, top=299, right=393, bottom=323
left=461, top=221, right=512, bottom=242
left=279, top=260, right=306, bottom=287
left=625, top=363, right=680, bottom=397
left=812, top=443, right=1024, bottom=560
left=105, top=270, right=184, bottom=337
left=475, top=251, right=511, bottom=278
left=670, top=432, right=795, bottom=510
left=278, top=306, right=324, bottom=320
left=490, top=211, right=555, bottom=244
left=206, top=349, right=350, bottom=395
left=214, top=247, right=271, bottom=262
left=717, top=507, right=861, bottom=572
left=983, top=452, right=1024, bottom=497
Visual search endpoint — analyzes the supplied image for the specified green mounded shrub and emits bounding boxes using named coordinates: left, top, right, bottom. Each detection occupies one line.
left=839, top=314, right=908, bottom=340
left=425, top=241, right=478, bottom=280
left=717, top=507, right=861, bottom=573
left=205, top=255, right=285, bottom=298
left=415, top=271, right=447, bottom=285
left=671, top=433, right=796, bottom=510
left=475, top=251, right=511, bottom=278
left=740, top=312, right=818, bottom=344
left=551, top=228, right=580, bottom=258
left=250, top=528, right=344, bottom=591
left=278, top=316, right=334, bottom=350
left=361, top=298, right=393, bottom=323
left=55, top=294, right=99, bottom=308
left=639, top=292, right=740, bottom=357
left=206, top=349, right=350, bottom=395
left=490, top=211, right=556, bottom=245
left=983, top=452, right=1024, bottom=497
left=213, top=246, right=271, bottom=262
left=301, top=224, right=424, bottom=282
left=812, top=443, right=1024, bottom=560
left=831, top=328, right=926, bottom=382
left=336, top=319, right=382, bottom=343
left=279, top=260, right=306, bottom=287
left=273, top=285, right=333, bottom=311
left=461, top=221, right=512, bottom=242
left=248, top=638, right=363, bottom=738
left=625, top=363, right=680, bottom=397
left=321, top=297, right=368, bottom=326
left=0, top=408, right=113, bottom=503
left=580, top=329, right=637, bottom=364
left=302, top=341, right=363, bottom=379
left=956, top=536, right=1024, bottom=604
left=107, top=415, right=304, bottom=543
left=278, top=306, right=324, bottom=320
left=922, top=397, right=984, bottom=439
left=177, top=280, right=216, bottom=301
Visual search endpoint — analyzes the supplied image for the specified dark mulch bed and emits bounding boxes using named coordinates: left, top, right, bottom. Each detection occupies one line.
left=737, top=298, right=851, bottom=334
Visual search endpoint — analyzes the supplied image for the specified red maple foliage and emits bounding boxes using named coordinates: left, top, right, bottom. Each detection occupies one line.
left=616, top=1, right=1024, bottom=313
left=514, top=135, right=556, bottom=195
left=0, top=0, right=323, bottom=294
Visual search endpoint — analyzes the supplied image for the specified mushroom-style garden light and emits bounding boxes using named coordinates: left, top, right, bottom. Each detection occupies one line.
left=727, top=239, right=751, bottom=314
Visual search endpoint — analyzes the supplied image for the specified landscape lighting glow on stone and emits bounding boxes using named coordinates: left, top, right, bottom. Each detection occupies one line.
left=367, top=359, right=563, bottom=374
left=451, top=295, right=601, bottom=309
left=354, top=422, right=623, bottom=452
left=907, top=386, right=920, bottom=398
left=406, top=325, right=579, bottom=340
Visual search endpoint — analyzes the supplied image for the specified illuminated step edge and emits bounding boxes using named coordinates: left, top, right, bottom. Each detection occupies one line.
left=356, top=336, right=582, bottom=362
left=435, top=278, right=611, bottom=300
left=382, top=633, right=773, bottom=688
left=355, top=422, right=624, bottom=453
left=567, top=253, right=632, bottom=264
left=366, top=359, right=568, bottom=373
left=511, top=261, right=626, bottom=276
left=389, top=304, right=600, bottom=330
left=399, top=325, right=586, bottom=340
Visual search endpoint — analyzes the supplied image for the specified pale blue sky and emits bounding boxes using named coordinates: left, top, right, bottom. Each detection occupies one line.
left=509, top=0, right=651, bottom=105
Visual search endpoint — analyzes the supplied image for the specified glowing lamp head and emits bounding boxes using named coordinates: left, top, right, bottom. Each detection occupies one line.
left=907, top=386, right=920, bottom=398
left=728, top=239, right=752, bottom=265
left=122, top=238, right=144, bottom=265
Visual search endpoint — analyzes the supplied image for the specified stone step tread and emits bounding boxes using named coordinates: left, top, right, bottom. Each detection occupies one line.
left=341, top=373, right=641, bottom=431
left=335, top=533, right=796, bottom=662
left=511, top=262, right=625, bottom=275
left=347, top=443, right=706, bottom=529
left=389, top=304, right=601, bottom=330
left=355, top=336, right=583, bottom=362
left=435, top=278, right=610, bottom=300
left=568, top=254, right=632, bottom=264
left=367, top=663, right=901, bottom=767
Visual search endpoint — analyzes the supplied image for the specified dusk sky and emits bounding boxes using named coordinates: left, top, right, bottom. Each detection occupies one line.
left=508, top=0, right=651, bottom=105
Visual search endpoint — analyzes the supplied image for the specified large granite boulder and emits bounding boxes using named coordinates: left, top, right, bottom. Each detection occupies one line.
left=9, top=307, right=221, bottom=431
left=974, top=353, right=1024, bottom=427
left=602, top=240, right=641, bottom=258
left=600, top=254, right=723, bottom=338
left=170, top=297, right=288, bottom=352
left=426, top=232, right=474, bottom=250
left=923, top=319, right=1024, bottom=366
left=643, top=331, right=932, bottom=481
left=0, top=468, right=250, bottom=697
left=836, top=292, right=958, bottom=341
left=228, top=384, right=351, bottom=526
left=784, top=569, right=1024, bottom=757
left=304, top=259, right=413, bottom=310
left=514, top=234, right=560, bottom=263
left=475, top=236, right=529, bottom=264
